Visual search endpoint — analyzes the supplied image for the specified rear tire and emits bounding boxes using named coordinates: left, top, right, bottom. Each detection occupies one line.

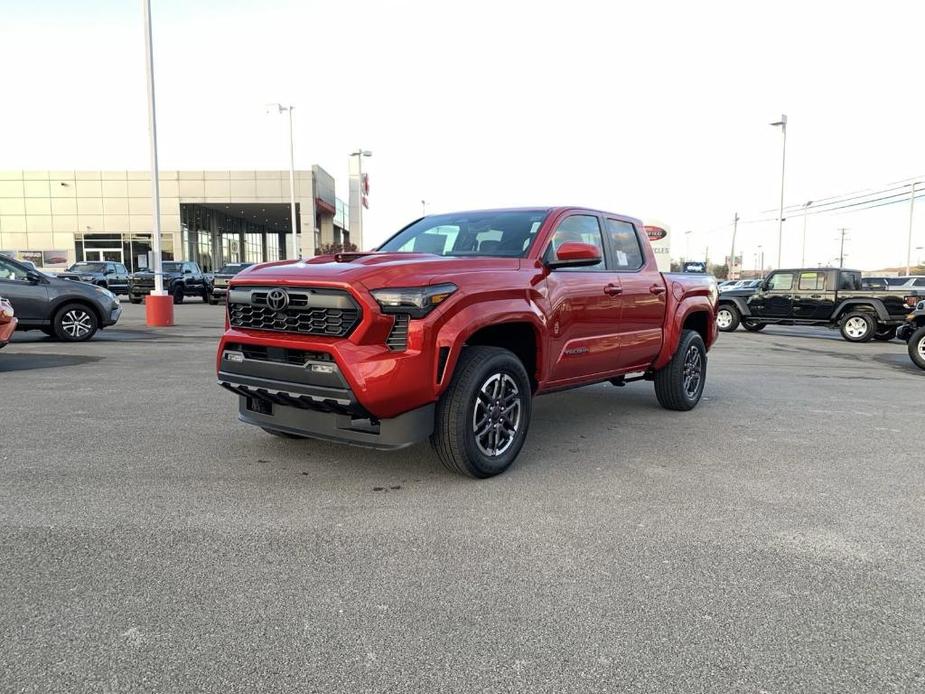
left=742, top=321, right=766, bottom=332
left=908, top=326, right=925, bottom=370
left=840, top=312, right=876, bottom=342
left=431, top=346, right=532, bottom=478
left=715, top=304, right=740, bottom=332
left=874, top=326, right=897, bottom=341
left=52, top=303, right=99, bottom=342
left=654, top=329, right=707, bottom=411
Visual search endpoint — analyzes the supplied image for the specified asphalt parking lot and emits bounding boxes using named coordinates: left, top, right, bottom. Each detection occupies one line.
left=1, top=304, right=923, bottom=693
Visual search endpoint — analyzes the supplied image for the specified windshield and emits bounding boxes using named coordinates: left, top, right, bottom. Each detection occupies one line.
left=68, top=262, right=106, bottom=272
left=217, top=264, right=251, bottom=274
left=378, top=210, right=549, bottom=257
left=885, top=277, right=909, bottom=286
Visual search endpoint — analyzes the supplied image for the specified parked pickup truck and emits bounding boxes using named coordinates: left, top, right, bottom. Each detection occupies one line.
left=897, top=300, right=925, bottom=370
left=216, top=207, right=718, bottom=477
left=128, top=261, right=212, bottom=304
left=715, top=267, right=922, bottom=342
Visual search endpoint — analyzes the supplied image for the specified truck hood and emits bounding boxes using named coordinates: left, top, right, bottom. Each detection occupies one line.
left=232, top=253, right=522, bottom=289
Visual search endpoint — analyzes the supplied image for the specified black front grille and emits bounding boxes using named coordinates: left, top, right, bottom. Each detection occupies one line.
left=227, top=286, right=361, bottom=337
left=227, top=342, right=332, bottom=365
left=386, top=314, right=410, bottom=351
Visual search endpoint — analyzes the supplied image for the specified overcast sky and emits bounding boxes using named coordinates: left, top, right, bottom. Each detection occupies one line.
left=1, top=0, right=923, bottom=270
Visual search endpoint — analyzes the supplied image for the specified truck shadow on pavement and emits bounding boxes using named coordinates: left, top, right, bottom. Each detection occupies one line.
left=0, top=353, right=103, bottom=372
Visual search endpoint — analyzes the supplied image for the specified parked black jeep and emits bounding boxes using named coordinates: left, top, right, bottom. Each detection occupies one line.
left=128, top=261, right=213, bottom=304
left=897, top=300, right=925, bottom=370
left=716, top=267, right=921, bottom=342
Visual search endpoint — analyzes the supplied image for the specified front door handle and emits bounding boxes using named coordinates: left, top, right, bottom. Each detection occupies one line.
left=649, top=284, right=666, bottom=295
left=810, top=294, right=822, bottom=299
left=604, top=283, right=623, bottom=296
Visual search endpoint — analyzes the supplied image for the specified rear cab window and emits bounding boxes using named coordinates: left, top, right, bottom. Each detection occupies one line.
left=604, top=219, right=644, bottom=270
left=798, top=272, right=825, bottom=290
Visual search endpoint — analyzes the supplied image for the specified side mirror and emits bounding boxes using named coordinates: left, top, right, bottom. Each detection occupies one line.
left=183, top=268, right=192, bottom=274
left=546, top=242, right=602, bottom=270
left=25, top=270, right=43, bottom=283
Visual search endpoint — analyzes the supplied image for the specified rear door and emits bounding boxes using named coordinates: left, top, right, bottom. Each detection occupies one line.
left=748, top=271, right=794, bottom=317
left=792, top=270, right=833, bottom=319
left=543, top=213, right=625, bottom=383
left=603, top=217, right=665, bottom=368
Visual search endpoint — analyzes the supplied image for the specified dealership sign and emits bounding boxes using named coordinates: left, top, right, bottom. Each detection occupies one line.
left=643, top=220, right=672, bottom=272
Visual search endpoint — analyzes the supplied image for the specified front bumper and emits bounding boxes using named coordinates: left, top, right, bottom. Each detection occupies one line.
left=217, top=344, right=435, bottom=449
left=212, top=286, right=228, bottom=296
left=103, top=303, right=123, bottom=327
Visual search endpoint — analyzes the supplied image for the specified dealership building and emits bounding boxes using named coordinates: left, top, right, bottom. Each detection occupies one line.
left=0, top=168, right=355, bottom=273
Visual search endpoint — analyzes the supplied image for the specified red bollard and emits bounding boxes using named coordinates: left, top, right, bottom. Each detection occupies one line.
left=145, top=293, right=174, bottom=326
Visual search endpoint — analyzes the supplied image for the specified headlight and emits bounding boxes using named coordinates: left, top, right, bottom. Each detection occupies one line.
left=370, top=283, right=457, bottom=318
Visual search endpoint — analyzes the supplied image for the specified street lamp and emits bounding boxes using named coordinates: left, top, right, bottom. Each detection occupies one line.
left=421, top=200, right=427, bottom=217
left=770, top=114, right=788, bottom=268
left=906, top=181, right=919, bottom=275
left=684, top=230, right=693, bottom=260
left=141, top=0, right=172, bottom=326
left=801, top=200, right=813, bottom=266
left=267, top=103, right=298, bottom=260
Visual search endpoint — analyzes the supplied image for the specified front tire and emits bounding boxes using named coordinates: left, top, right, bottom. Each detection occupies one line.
left=431, top=346, right=532, bottom=478
left=715, top=304, right=740, bottom=332
left=207, top=291, right=219, bottom=305
left=172, top=284, right=185, bottom=304
left=129, top=295, right=142, bottom=304
left=53, top=303, right=99, bottom=342
left=908, top=326, right=925, bottom=370
left=654, top=329, right=707, bottom=411
left=840, top=312, right=876, bottom=342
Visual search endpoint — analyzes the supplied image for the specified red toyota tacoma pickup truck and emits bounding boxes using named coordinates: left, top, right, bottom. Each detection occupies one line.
left=217, top=207, right=718, bottom=477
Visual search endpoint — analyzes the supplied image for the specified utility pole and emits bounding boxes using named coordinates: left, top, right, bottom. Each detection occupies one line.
left=907, top=181, right=918, bottom=276
left=837, top=228, right=849, bottom=268
left=801, top=200, right=813, bottom=266
left=729, top=212, right=739, bottom=279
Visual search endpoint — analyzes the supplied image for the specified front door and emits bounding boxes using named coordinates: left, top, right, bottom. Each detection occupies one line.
left=0, top=256, right=49, bottom=322
left=543, top=213, right=624, bottom=384
left=748, top=271, right=795, bottom=318
left=604, top=217, right=665, bottom=369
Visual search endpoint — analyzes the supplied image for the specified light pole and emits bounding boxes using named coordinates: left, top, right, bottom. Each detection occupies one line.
left=141, top=0, right=172, bottom=326
left=906, top=181, right=918, bottom=276
left=801, top=200, right=813, bottom=266
left=684, top=230, right=692, bottom=261
left=421, top=200, right=427, bottom=217
left=758, top=244, right=764, bottom=274
left=770, top=114, right=788, bottom=268
left=267, top=103, right=298, bottom=260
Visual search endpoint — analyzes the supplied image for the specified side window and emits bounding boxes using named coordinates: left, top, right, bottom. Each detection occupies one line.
left=544, top=215, right=605, bottom=271
left=798, top=271, right=825, bottom=290
left=0, top=257, right=28, bottom=281
left=117, top=264, right=128, bottom=274
left=767, top=272, right=793, bottom=291
left=605, top=219, right=644, bottom=270
left=914, top=278, right=925, bottom=287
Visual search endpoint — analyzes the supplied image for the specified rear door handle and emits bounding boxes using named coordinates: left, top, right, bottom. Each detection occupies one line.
left=810, top=294, right=822, bottom=299
left=604, top=283, right=623, bottom=296
left=649, top=284, right=666, bottom=295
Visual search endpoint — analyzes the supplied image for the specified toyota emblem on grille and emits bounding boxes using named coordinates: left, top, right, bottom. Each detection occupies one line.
left=266, top=288, right=290, bottom=311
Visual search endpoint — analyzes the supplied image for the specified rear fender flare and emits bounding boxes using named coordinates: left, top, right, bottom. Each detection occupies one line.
left=652, top=296, right=716, bottom=371
left=832, top=299, right=889, bottom=322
